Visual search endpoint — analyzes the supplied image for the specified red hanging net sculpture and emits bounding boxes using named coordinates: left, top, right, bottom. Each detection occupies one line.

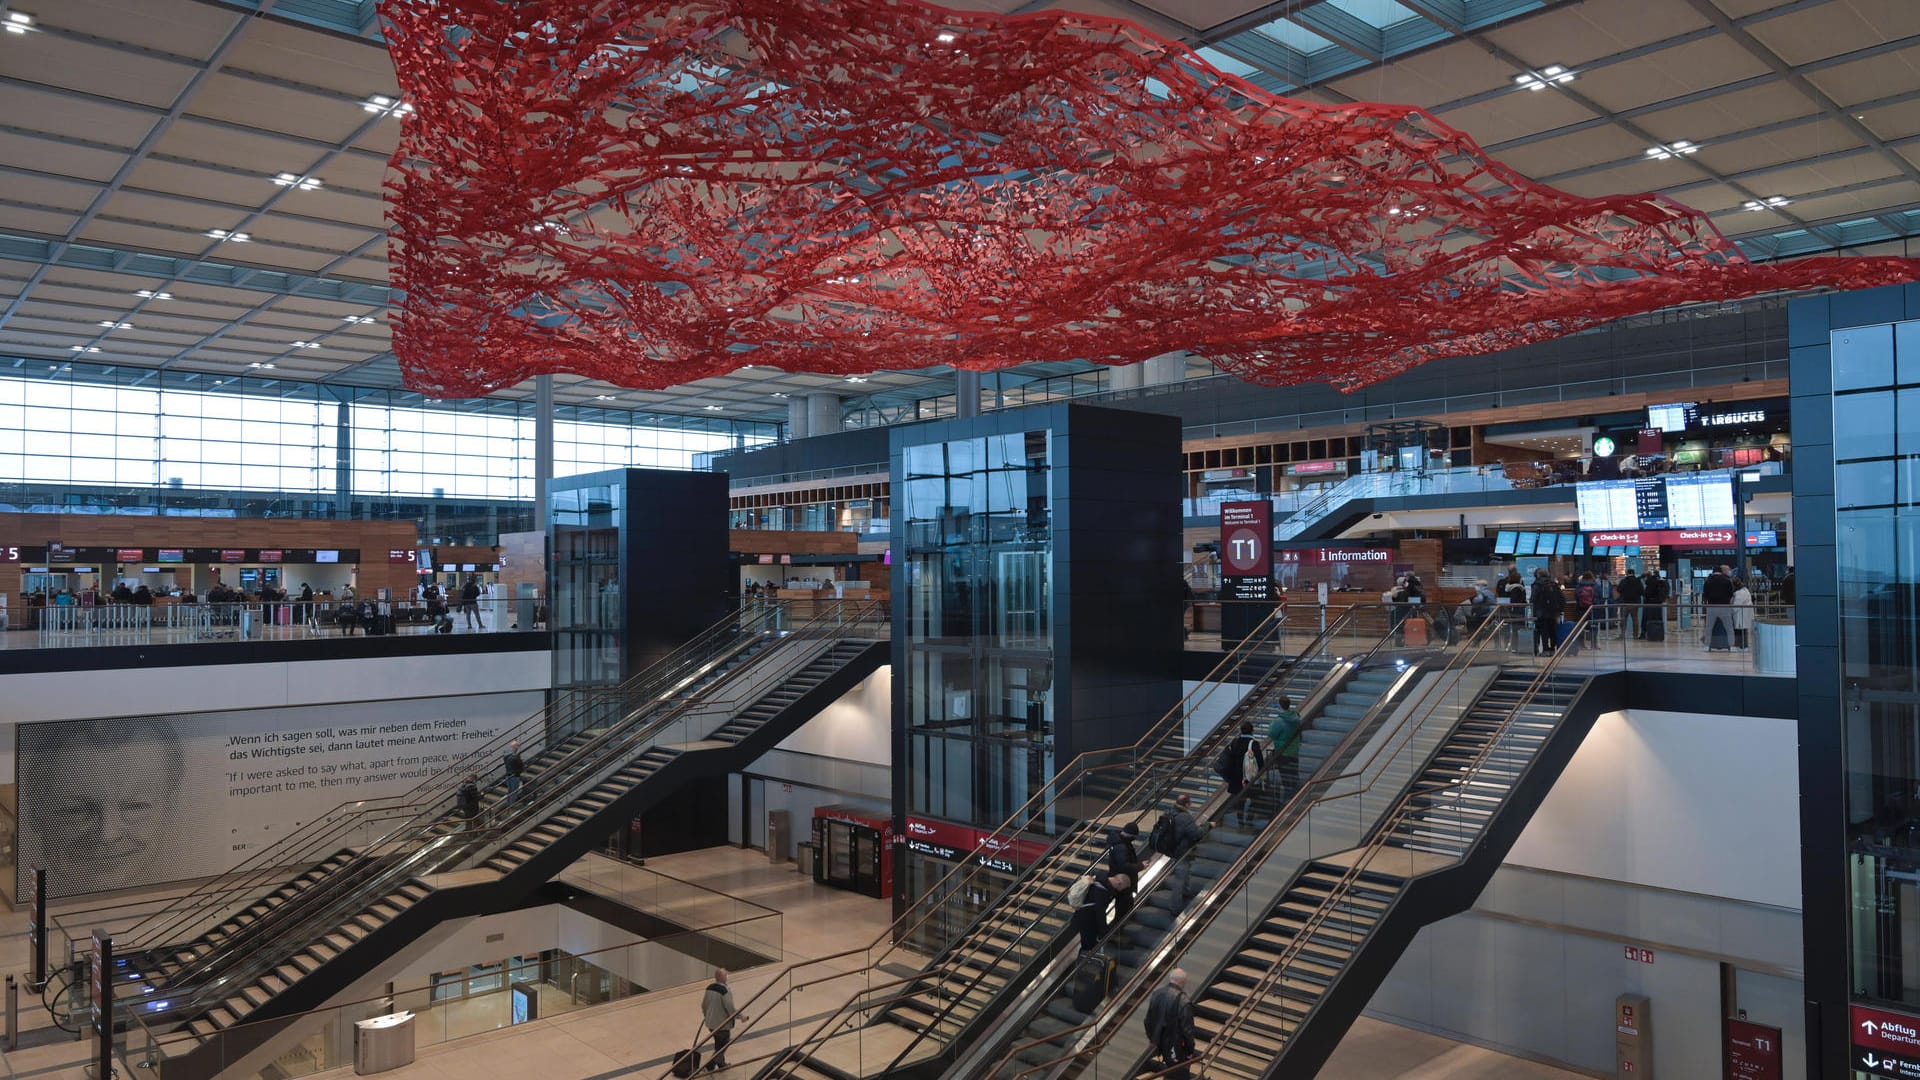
left=381, top=0, right=1920, bottom=398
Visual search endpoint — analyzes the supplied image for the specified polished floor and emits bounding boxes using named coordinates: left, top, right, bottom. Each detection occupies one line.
left=0, top=846, right=1595, bottom=1080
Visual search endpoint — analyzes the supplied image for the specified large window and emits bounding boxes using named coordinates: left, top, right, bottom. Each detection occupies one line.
left=0, top=363, right=775, bottom=512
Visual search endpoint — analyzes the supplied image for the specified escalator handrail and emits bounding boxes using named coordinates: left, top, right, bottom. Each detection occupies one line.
left=874, top=608, right=1435, bottom=1073
left=983, top=608, right=1528, bottom=1080
left=1174, top=609, right=1595, bottom=1080
left=144, top=601, right=887, bottom=1017
left=101, top=602, right=786, bottom=952
left=665, top=606, right=1390, bottom=1079
left=141, top=601, right=884, bottom=1019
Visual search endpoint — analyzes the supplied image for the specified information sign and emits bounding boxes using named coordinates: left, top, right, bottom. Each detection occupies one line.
left=1219, top=502, right=1273, bottom=578
left=1724, top=1017, right=1781, bottom=1080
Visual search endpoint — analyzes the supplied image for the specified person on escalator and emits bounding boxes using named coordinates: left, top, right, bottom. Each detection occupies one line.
left=1266, top=696, right=1303, bottom=793
left=502, top=741, right=526, bottom=804
left=1073, top=872, right=1129, bottom=952
left=1145, top=968, right=1198, bottom=1080
left=1154, top=794, right=1205, bottom=910
left=1212, top=720, right=1263, bottom=827
left=455, top=774, right=482, bottom=830
left=1105, top=822, right=1144, bottom=920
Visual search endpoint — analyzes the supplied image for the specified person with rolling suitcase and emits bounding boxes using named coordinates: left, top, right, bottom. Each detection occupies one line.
left=1070, top=947, right=1117, bottom=1012
left=701, top=968, right=736, bottom=1070
left=1642, top=570, right=1668, bottom=642
left=1144, top=969, right=1198, bottom=1080
left=1070, top=871, right=1128, bottom=953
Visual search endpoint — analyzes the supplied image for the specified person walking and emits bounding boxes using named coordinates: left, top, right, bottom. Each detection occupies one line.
left=1702, top=565, right=1735, bottom=651
left=1530, top=569, right=1565, bottom=656
left=462, top=577, right=484, bottom=630
left=1614, top=570, right=1643, bottom=640
left=701, top=968, right=736, bottom=1070
left=1266, top=695, right=1303, bottom=793
left=1731, top=576, right=1755, bottom=650
left=502, top=740, right=526, bottom=804
left=1144, top=968, right=1199, bottom=1080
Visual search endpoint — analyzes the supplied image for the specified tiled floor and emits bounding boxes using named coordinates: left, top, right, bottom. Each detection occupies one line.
left=0, top=846, right=1595, bottom=1080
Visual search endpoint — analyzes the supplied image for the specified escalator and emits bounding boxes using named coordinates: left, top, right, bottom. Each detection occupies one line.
left=990, top=613, right=1613, bottom=1080
left=84, top=601, right=888, bottom=1080
left=740, top=610, right=1428, bottom=1080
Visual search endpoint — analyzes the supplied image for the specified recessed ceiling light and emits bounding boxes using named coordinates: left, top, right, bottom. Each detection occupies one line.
left=362, top=94, right=413, bottom=117
left=271, top=172, right=323, bottom=191
left=208, top=229, right=250, bottom=242
left=341, top=314, right=379, bottom=324
left=5, top=11, right=33, bottom=33
left=1742, top=196, right=1791, bottom=211
left=594, top=394, right=616, bottom=400
left=212, top=379, right=225, bottom=386
left=135, top=289, right=172, bottom=300
left=248, top=361, right=275, bottom=369
left=98, top=320, right=132, bottom=329
left=1513, top=65, right=1574, bottom=91
left=770, top=392, right=790, bottom=398
left=1645, top=140, right=1699, bottom=160
left=290, top=341, right=321, bottom=349
left=69, top=345, right=99, bottom=353
left=845, top=376, right=869, bottom=383
left=936, top=31, right=956, bottom=43
left=703, top=404, right=724, bottom=411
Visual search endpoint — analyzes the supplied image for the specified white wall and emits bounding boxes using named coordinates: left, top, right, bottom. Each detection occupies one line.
left=1181, top=679, right=1251, bottom=748
left=770, top=665, right=890, bottom=765
left=0, top=648, right=551, bottom=726
left=1505, top=708, right=1801, bottom=909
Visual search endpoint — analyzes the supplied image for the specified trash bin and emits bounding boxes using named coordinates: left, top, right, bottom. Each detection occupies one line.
left=239, top=608, right=255, bottom=638
left=1753, top=617, right=1796, bottom=675
left=354, top=1011, right=416, bottom=1075
left=797, top=841, right=819, bottom=877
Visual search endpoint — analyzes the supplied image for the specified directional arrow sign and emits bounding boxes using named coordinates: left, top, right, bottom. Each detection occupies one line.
left=1858, top=1046, right=1920, bottom=1078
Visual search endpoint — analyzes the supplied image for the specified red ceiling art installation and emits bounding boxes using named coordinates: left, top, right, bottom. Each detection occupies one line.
left=381, top=0, right=1920, bottom=398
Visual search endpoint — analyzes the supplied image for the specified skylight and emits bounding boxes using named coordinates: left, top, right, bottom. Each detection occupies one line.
left=1324, top=0, right=1424, bottom=29
left=1251, top=18, right=1337, bottom=55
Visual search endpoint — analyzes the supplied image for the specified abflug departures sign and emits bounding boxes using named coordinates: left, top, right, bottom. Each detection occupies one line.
left=1854, top=1004, right=1920, bottom=1078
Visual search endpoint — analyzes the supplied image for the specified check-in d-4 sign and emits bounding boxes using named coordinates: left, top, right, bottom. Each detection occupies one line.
left=1854, top=1005, right=1920, bottom=1078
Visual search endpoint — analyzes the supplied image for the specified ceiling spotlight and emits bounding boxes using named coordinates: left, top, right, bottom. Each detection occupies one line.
left=271, top=172, right=323, bottom=191
left=845, top=376, right=869, bottom=383
left=936, top=31, right=956, bottom=43
left=1742, top=196, right=1791, bottom=211
left=5, top=11, right=33, bottom=33
left=208, top=229, right=250, bottom=242
left=1645, top=140, right=1699, bottom=160
left=98, top=320, right=133, bottom=329
left=341, top=314, right=379, bottom=324
left=703, top=404, right=724, bottom=411
left=69, top=345, right=99, bottom=353
left=290, top=341, right=321, bottom=349
left=135, top=289, right=172, bottom=300
left=770, top=392, right=790, bottom=398
left=594, top=394, right=616, bottom=400
left=1513, top=64, right=1574, bottom=91
left=362, top=94, right=414, bottom=117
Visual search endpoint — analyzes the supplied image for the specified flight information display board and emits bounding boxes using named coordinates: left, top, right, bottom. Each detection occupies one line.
left=1577, top=475, right=1734, bottom=531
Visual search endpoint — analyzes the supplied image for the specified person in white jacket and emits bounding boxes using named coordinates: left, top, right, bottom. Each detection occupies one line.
left=1731, top=578, right=1755, bottom=650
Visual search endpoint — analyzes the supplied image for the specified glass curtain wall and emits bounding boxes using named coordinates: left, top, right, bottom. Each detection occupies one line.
left=0, top=362, right=774, bottom=521
left=550, top=480, right=625, bottom=689
left=1833, top=321, right=1920, bottom=1009
left=900, top=429, right=1054, bottom=828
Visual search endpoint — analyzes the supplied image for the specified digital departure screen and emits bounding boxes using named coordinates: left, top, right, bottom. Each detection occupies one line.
left=1578, top=475, right=1735, bottom=531
left=1493, top=530, right=1518, bottom=555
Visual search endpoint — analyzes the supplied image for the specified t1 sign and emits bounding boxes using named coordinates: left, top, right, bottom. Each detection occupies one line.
left=1220, top=501, right=1273, bottom=579
left=1725, top=1017, right=1782, bottom=1080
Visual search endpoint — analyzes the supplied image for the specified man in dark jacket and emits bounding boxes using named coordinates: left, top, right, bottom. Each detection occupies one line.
left=1105, top=822, right=1144, bottom=919
left=1702, top=565, right=1735, bottom=650
left=1615, top=571, right=1644, bottom=640
left=1075, top=872, right=1129, bottom=952
left=502, top=740, right=526, bottom=803
left=462, top=578, right=484, bottom=630
left=1530, top=569, right=1565, bottom=655
left=1162, top=793, right=1205, bottom=908
left=1144, top=968, right=1198, bottom=1080
left=455, top=774, right=482, bottom=830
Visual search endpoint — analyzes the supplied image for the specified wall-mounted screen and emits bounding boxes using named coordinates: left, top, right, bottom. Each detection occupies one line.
left=314, top=550, right=340, bottom=563
left=1555, top=533, right=1580, bottom=556
left=1493, top=530, right=1518, bottom=555
left=460, top=563, right=477, bottom=572
left=1647, top=402, right=1695, bottom=432
left=157, top=549, right=184, bottom=563
left=1578, top=474, right=1736, bottom=531
left=1514, top=533, right=1539, bottom=556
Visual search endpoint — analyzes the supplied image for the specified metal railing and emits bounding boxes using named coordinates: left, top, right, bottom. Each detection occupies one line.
left=25, top=597, right=536, bottom=646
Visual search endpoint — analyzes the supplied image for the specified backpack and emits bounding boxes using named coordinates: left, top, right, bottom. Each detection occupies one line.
left=1213, top=742, right=1238, bottom=778
left=1067, top=873, right=1094, bottom=908
left=1576, top=583, right=1597, bottom=608
left=1148, top=813, right=1177, bottom=857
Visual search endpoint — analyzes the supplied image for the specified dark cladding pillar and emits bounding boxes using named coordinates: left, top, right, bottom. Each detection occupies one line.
left=890, top=403, right=1182, bottom=907
left=548, top=467, right=732, bottom=687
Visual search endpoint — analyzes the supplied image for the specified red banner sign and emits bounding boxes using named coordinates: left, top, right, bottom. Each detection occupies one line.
left=220, top=549, right=245, bottom=563
left=1587, top=529, right=1735, bottom=547
left=114, top=548, right=143, bottom=562
left=1220, top=501, right=1273, bottom=578
left=1725, top=1018, right=1782, bottom=1080
left=257, top=549, right=284, bottom=563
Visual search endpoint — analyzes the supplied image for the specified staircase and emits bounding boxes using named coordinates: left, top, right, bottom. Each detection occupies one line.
left=1064, top=660, right=1609, bottom=1080
left=99, top=603, right=888, bottom=1080
left=752, top=614, right=1425, bottom=1080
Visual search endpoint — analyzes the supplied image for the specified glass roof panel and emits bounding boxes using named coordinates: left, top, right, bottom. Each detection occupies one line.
left=1323, top=0, right=1426, bottom=29
left=1250, top=18, right=1337, bottom=54
left=1194, top=46, right=1262, bottom=78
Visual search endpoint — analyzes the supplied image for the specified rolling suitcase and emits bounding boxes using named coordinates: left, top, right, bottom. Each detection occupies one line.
left=1553, top=618, right=1579, bottom=655
left=1707, top=615, right=1731, bottom=651
left=670, top=1049, right=701, bottom=1077
left=1401, top=617, right=1429, bottom=647
left=1070, top=950, right=1116, bottom=1012
left=1643, top=613, right=1665, bottom=642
